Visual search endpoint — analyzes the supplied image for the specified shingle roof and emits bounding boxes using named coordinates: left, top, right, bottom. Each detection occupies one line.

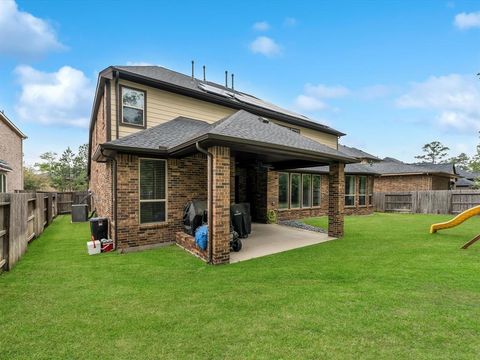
left=411, top=162, right=456, bottom=175
left=287, top=163, right=380, bottom=175
left=338, top=145, right=379, bottom=161
left=370, top=161, right=455, bottom=176
left=112, top=65, right=344, bottom=136
left=456, top=177, right=475, bottom=187
left=0, top=159, right=13, bottom=172
left=456, top=168, right=480, bottom=180
left=103, top=110, right=356, bottom=162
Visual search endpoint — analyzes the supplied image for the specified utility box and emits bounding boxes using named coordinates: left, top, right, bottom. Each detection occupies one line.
left=72, top=204, right=89, bottom=222
left=90, top=217, right=109, bottom=240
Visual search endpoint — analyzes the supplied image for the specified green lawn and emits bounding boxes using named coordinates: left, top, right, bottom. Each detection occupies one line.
left=1, top=213, right=480, bottom=359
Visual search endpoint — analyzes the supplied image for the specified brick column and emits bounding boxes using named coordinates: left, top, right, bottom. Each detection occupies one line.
left=209, top=146, right=231, bottom=264
left=266, top=170, right=278, bottom=223
left=328, top=162, right=345, bottom=238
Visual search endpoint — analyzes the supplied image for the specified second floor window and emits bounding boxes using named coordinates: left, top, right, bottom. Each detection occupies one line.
left=122, top=87, right=145, bottom=127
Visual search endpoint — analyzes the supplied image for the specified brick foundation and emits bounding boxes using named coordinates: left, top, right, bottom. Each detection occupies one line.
left=175, top=232, right=208, bottom=261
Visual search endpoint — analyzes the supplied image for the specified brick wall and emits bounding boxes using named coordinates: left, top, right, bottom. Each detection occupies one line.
left=115, top=152, right=207, bottom=251
left=374, top=175, right=432, bottom=192
left=89, top=94, right=114, bottom=237
left=209, top=146, right=231, bottom=264
left=0, top=117, right=23, bottom=192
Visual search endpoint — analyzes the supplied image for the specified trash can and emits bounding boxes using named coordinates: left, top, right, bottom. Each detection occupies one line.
left=89, top=217, right=108, bottom=240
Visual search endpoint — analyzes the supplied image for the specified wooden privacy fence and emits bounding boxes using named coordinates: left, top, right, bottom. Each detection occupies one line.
left=57, top=191, right=90, bottom=214
left=0, top=192, right=57, bottom=272
left=374, top=190, right=480, bottom=214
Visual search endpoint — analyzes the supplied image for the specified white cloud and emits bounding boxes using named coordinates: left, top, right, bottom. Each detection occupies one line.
left=249, top=36, right=281, bottom=57
left=0, top=0, right=65, bottom=57
left=295, top=83, right=350, bottom=112
left=294, top=95, right=327, bottom=111
left=304, top=84, right=350, bottom=98
left=454, top=11, right=480, bottom=29
left=15, top=65, right=94, bottom=128
left=252, top=21, right=270, bottom=31
left=284, top=17, right=297, bottom=27
left=396, top=74, right=480, bottom=132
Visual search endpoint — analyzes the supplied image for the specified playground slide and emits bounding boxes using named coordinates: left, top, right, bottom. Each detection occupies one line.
left=430, top=205, right=480, bottom=234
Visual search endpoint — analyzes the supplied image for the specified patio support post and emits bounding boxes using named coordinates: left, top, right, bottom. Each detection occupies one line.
left=209, top=146, right=231, bottom=264
left=328, top=162, right=345, bottom=238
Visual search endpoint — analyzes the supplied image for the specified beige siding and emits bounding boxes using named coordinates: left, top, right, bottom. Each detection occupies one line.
left=110, top=80, right=338, bottom=149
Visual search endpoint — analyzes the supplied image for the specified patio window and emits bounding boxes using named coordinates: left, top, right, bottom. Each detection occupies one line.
left=278, top=173, right=289, bottom=209
left=302, top=174, right=311, bottom=207
left=139, top=159, right=166, bottom=224
left=290, top=174, right=301, bottom=208
left=122, top=86, right=145, bottom=127
left=368, top=177, right=374, bottom=205
left=312, top=175, right=321, bottom=207
left=359, top=176, right=367, bottom=206
left=0, top=173, right=6, bottom=193
left=345, top=175, right=355, bottom=207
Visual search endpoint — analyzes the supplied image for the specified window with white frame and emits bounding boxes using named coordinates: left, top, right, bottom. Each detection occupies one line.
left=278, top=173, right=289, bottom=209
left=345, top=175, right=355, bottom=207
left=139, top=159, right=166, bottom=223
left=312, top=175, right=321, bottom=207
left=0, top=173, right=6, bottom=193
left=290, top=174, right=301, bottom=208
left=277, top=172, right=322, bottom=209
left=368, top=177, right=374, bottom=205
left=302, top=174, right=311, bottom=207
left=122, top=87, right=145, bottom=126
left=359, top=176, right=367, bottom=206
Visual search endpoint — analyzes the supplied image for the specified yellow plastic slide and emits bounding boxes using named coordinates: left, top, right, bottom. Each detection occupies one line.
left=430, top=205, right=480, bottom=233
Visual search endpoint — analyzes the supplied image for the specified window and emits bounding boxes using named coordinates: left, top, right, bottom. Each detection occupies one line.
left=359, top=176, right=367, bottom=206
left=139, top=159, right=166, bottom=223
left=290, top=174, right=301, bottom=208
left=312, top=175, right=321, bottom=207
left=368, top=177, right=374, bottom=206
left=122, top=87, right=145, bottom=126
left=278, top=173, right=289, bottom=209
left=345, top=175, right=355, bottom=207
left=302, top=174, right=311, bottom=207
left=0, top=173, right=6, bottom=193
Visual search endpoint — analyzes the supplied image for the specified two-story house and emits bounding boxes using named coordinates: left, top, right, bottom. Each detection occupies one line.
left=88, top=65, right=363, bottom=264
left=0, top=111, right=27, bottom=193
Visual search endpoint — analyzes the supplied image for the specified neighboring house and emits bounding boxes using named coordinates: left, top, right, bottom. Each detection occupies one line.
left=455, top=168, right=480, bottom=189
left=88, top=65, right=360, bottom=264
left=0, top=111, right=27, bottom=193
left=371, top=159, right=457, bottom=192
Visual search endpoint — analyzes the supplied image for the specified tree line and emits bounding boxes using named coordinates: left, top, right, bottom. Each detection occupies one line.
left=415, top=139, right=480, bottom=172
left=24, top=144, right=88, bottom=192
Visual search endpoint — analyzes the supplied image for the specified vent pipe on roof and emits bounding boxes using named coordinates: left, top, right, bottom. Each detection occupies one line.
left=225, top=70, right=228, bottom=87
left=191, top=60, right=195, bottom=80
left=231, top=73, right=234, bottom=91
left=203, top=65, right=206, bottom=81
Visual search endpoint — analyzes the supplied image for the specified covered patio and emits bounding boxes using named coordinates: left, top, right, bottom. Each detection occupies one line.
left=230, top=223, right=334, bottom=263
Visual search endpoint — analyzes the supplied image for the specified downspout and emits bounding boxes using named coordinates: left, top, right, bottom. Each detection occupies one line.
left=114, top=71, right=120, bottom=140
left=100, top=148, right=118, bottom=250
left=196, top=142, right=214, bottom=264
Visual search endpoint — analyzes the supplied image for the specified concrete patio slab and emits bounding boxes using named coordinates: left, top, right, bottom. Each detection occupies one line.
left=229, top=223, right=335, bottom=263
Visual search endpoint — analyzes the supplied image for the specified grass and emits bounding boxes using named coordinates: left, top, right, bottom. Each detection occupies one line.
left=1, top=213, right=480, bottom=359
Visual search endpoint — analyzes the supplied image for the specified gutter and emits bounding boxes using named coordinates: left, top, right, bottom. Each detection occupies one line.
left=99, top=148, right=118, bottom=250
left=195, top=142, right=214, bottom=264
